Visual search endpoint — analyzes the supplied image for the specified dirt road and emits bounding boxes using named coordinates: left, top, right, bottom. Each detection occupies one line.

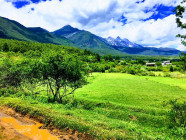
left=0, top=107, right=91, bottom=140
left=0, top=111, right=31, bottom=140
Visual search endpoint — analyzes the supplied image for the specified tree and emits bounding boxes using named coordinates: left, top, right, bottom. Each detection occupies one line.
left=170, top=65, right=174, bottom=72
left=103, top=55, right=109, bottom=61
left=0, top=58, right=40, bottom=88
left=95, top=53, right=101, bottom=62
left=108, top=54, right=113, bottom=62
left=137, top=59, right=146, bottom=65
left=41, top=53, right=88, bottom=103
left=2, top=43, right=9, bottom=52
left=84, top=49, right=92, bottom=55
left=174, top=0, right=186, bottom=46
left=115, top=55, right=120, bottom=60
left=174, top=0, right=186, bottom=71
left=180, top=53, right=186, bottom=70
left=156, top=62, right=162, bottom=67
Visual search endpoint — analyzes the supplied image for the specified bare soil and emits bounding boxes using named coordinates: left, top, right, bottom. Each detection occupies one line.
left=0, top=111, right=31, bottom=140
left=0, top=106, right=93, bottom=140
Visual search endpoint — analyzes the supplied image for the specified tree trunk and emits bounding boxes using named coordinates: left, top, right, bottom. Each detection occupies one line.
left=55, top=84, right=60, bottom=103
left=53, top=93, right=57, bottom=102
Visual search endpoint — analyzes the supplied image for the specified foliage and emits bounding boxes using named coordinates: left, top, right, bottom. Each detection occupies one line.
left=103, top=54, right=113, bottom=61
left=0, top=39, right=89, bottom=103
left=175, top=1, right=186, bottom=71
left=174, top=0, right=186, bottom=46
left=115, top=55, right=120, bottom=60
left=170, top=65, right=174, bottom=72
left=137, top=59, right=146, bottom=65
left=166, top=99, right=186, bottom=139
left=41, top=53, right=88, bottom=103
left=0, top=58, right=40, bottom=88
left=180, top=52, right=186, bottom=71
left=166, top=100, right=186, bottom=128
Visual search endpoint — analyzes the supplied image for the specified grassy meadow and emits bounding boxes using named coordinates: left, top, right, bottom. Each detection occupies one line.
left=0, top=73, right=185, bottom=139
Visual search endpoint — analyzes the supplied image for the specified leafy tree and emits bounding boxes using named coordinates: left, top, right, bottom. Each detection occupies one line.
left=0, top=58, right=40, bottom=88
left=174, top=0, right=186, bottom=71
left=137, top=59, right=146, bottom=65
left=2, top=43, right=9, bottom=52
left=0, top=58, right=20, bottom=88
left=41, top=53, right=88, bottom=103
left=103, top=55, right=109, bottom=61
left=83, top=49, right=92, bottom=55
left=115, top=55, right=120, bottom=60
left=95, top=53, right=101, bottom=62
left=108, top=54, right=113, bottom=61
left=103, top=54, right=114, bottom=62
left=180, top=53, right=186, bottom=70
left=170, top=65, right=174, bottom=72
left=156, top=62, right=162, bottom=67
left=174, top=0, right=186, bottom=46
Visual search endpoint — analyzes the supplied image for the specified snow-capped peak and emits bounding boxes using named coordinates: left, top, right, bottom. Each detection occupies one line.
left=105, top=36, right=143, bottom=48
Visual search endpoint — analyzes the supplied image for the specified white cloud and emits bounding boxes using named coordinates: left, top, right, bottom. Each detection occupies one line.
left=177, top=45, right=186, bottom=51
left=0, top=0, right=185, bottom=50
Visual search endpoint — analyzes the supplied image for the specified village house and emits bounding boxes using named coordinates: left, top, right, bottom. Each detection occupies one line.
left=162, top=61, right=172, bottom=66
left=146, top=63, right=156, bottom=67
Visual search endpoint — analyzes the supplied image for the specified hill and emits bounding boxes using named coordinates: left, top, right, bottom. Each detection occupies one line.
left=53, top=25, right=182, bottom=56
left=53, top=25, right=124, bottom=55
left=0, top=16, right=74, bottom=46
left=0, top=16, right=182, bottom=56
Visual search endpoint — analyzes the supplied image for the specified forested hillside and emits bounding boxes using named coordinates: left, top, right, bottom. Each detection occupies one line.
left=0, top=17, right=74, bottom=46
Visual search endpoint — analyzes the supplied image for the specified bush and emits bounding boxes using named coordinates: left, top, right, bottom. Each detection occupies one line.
left=167, top=100, right=186, bottom=128
left=0, top=88, right=17, bottom=97
left=156, top=66, right=163, bottom=71
left=127, top=67, right=137, bottom=75
left=147, top=67, right=157, bottom=71
left=164, top=73, right=171, bottom=77
left=148, top=72, right=156, bottom=76
left=139, top=71, right=148, bottom=76
left=165, top=99, right=186, bottom=138
left=108, top=68, right=118, bottom=73
left=170, top=66, right=174, bottom=72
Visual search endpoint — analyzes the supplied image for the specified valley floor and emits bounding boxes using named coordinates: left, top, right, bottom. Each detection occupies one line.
left=0, top=73, right=185, bottom=139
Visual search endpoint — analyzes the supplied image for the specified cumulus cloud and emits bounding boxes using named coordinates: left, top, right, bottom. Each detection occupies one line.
left=0, top=0, right=185, bottom=50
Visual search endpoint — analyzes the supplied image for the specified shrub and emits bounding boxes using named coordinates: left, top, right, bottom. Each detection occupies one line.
left=166, top=99, right=186, bottom=138
left=147, top=67, right=157, bottom=71
left=127, top=67, right=137, bottom=75
left=148, top=72, right=155, bottom=76
left=164, top=73, right=171, bottom=77
left=139, top=71, right=148, bottom=76
left=108, top=68, right=118, bottom=73
left=170, top=66, right=174, bottom=72
left=0, top=88, right=17, bottom=97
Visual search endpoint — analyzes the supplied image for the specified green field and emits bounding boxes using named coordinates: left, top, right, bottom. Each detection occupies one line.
left=0, top=73, right=185, bottom=139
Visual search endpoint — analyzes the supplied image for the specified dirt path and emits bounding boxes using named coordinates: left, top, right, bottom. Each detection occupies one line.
left=0, top=111, right=31, bottom=140
left=0, top=107, right=92, bottom=140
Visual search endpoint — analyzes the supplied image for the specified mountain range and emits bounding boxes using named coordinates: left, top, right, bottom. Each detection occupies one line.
left=0, top=16, right=182, bottom=56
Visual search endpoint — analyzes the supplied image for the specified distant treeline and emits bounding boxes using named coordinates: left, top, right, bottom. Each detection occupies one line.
left=0, top=39, right=185, bottom=74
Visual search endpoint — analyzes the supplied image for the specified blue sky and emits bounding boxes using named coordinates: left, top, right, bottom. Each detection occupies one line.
left=0, top=0, right=185, bottom=51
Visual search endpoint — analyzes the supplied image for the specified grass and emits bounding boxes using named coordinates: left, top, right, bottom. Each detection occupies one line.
left=154, top=71, right=186, bottom=79
left=0, top=73, right=186, bottom=139
left=76, top=73, right=185, bottom=107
